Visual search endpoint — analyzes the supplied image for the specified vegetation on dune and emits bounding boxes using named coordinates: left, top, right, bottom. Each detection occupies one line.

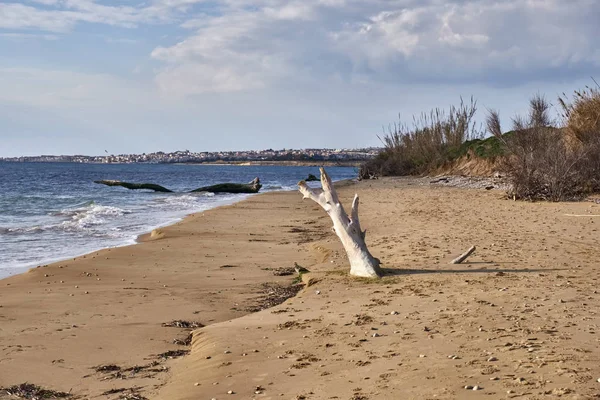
left=360, top=82, right=600, bottom=201
left=488, top=91, right=600, bottom=201
left=359, top=97, right=481, bottom=179
left=449, top=133, right=510, bottom=160
left=559, top=81, right=600, bottom=145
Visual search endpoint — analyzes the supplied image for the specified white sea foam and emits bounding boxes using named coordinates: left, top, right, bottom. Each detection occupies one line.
left=151, top=194, right=207, bottom=209
left=59, top=205, right=131, bottom=230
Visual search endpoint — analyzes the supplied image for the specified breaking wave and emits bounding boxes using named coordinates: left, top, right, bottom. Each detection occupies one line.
left=58, top=204, right=131, bottom=231
left=1, top=203, right=131, bottom=235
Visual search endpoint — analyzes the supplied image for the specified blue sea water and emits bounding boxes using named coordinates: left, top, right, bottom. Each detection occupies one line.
left=0, top=162, right=357, bottom=279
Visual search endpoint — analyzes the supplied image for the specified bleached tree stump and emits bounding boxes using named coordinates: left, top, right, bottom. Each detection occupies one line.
left=298, top=168, right=382, bottom=278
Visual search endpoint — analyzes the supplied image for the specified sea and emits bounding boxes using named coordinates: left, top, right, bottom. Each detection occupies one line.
left=0, top=162, right=357, bottom=279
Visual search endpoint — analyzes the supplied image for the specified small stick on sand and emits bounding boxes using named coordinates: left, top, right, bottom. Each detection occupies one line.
left=451, top=245, right=476, bottom=264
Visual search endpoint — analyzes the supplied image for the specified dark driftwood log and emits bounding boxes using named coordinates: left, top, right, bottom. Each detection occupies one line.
left=190, top=177, right=262, bottom=194
left=94, top=180, right=173, bottom=192
left=95, top=177, right=262, bottom=194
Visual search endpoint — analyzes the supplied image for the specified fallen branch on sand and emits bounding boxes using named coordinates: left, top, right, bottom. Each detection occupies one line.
left=450, top=245, right=476, bottom=264
left=94, top=177, right=262, bottom=194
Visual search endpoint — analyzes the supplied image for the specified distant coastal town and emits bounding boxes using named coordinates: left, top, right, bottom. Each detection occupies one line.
left=0, top=148, right=380, bottom=164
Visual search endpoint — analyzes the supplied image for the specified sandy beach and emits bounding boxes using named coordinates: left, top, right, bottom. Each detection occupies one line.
left=1, top=179, right=600, bottom=399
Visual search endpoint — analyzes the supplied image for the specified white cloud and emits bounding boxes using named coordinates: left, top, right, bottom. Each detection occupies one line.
left=155, top=63, right=267, bottom=94
left=0, top=3, right=77, bottom=32
left=332, top=1, right=600, bottom=81
left=263, top=3, right=315, bottom=20
left=2, top=0, right=599, bottom=95
left=0, top=32, right=59, bottom=40
left=104, top=37, right=138, bottom=44
left=29, top=0, right=60, bottom=5
left=151, top=8, right=295, bottom=93
left=146, top=0, right=600, bottom=95
left=0, top=0, right=206, bottom=32
left=0, top=67, right=153, bottom=108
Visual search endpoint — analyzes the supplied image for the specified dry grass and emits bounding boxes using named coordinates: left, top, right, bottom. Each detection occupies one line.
left=559, top=81, right=600, bottom=144
left=559, top=82, right=600, bottom=192
left=488, top=91, right=600, bottom=201
left=361, top=83, right=600, bottom=201
left=359, top=97, right=481, bottom=178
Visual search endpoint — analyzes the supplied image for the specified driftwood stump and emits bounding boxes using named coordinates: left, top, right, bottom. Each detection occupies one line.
left=298, top=168, right=382, bottom=278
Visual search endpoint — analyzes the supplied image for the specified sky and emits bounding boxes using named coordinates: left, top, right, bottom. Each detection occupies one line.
left=1, top=0, right=599, bottom=157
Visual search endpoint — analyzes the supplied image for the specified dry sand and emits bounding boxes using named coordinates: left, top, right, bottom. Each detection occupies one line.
left=1, top=179, right=600, bottom=400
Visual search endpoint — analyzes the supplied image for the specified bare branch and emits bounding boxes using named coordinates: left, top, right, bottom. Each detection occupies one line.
left=450, top=246, right=476, bottom=264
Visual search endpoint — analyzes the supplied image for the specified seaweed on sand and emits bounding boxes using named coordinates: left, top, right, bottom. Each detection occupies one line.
left=244, top=282, right=303, bottom=312
left=271, top=267, right=295, bottom=276
left=161, top=320, right=204, bottom=329
left=156, top=349, right=190, bottom=359
left=91, top=361, right=166, bottom=380
left=0, top=383, right=72, bottom=399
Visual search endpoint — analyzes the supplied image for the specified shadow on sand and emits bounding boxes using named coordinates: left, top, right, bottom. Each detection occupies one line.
left=381, top=263, right=565, bottom=276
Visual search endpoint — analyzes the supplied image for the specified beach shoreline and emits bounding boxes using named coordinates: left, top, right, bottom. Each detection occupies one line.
left=0, top=188, right=328, bottom=399
left=0, top=172, right=356, bottom=282
left=0, top=194, right=253, bottom=282
left=175, top=160, right=363, bottom=167
left=2, top=179, right=600, bottom=400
